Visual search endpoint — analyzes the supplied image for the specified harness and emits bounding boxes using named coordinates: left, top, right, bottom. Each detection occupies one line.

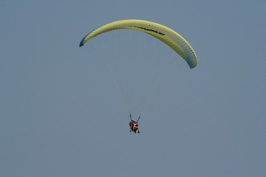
left=129, top=114, right=140, bottom=133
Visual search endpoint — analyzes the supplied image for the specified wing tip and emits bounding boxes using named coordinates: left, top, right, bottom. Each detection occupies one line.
left=79, top=40, right=84, bottom=47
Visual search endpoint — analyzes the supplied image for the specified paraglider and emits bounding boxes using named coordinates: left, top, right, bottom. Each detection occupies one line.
left=79, top=19, right=198, bottom=68
left=79, top=19, right=198, bottom=133
left=129, top=114, right=140, bottom=133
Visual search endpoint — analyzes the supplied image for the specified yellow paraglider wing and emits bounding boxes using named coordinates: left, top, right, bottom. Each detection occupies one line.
left=79, top=19, right=198, bottom=68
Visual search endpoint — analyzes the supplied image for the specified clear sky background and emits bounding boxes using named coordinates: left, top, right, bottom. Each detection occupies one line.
left=1, top=1, right=266, bottom=177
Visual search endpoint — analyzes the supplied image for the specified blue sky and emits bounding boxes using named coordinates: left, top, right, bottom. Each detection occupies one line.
left=1, top=1, right=266, bottom=177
